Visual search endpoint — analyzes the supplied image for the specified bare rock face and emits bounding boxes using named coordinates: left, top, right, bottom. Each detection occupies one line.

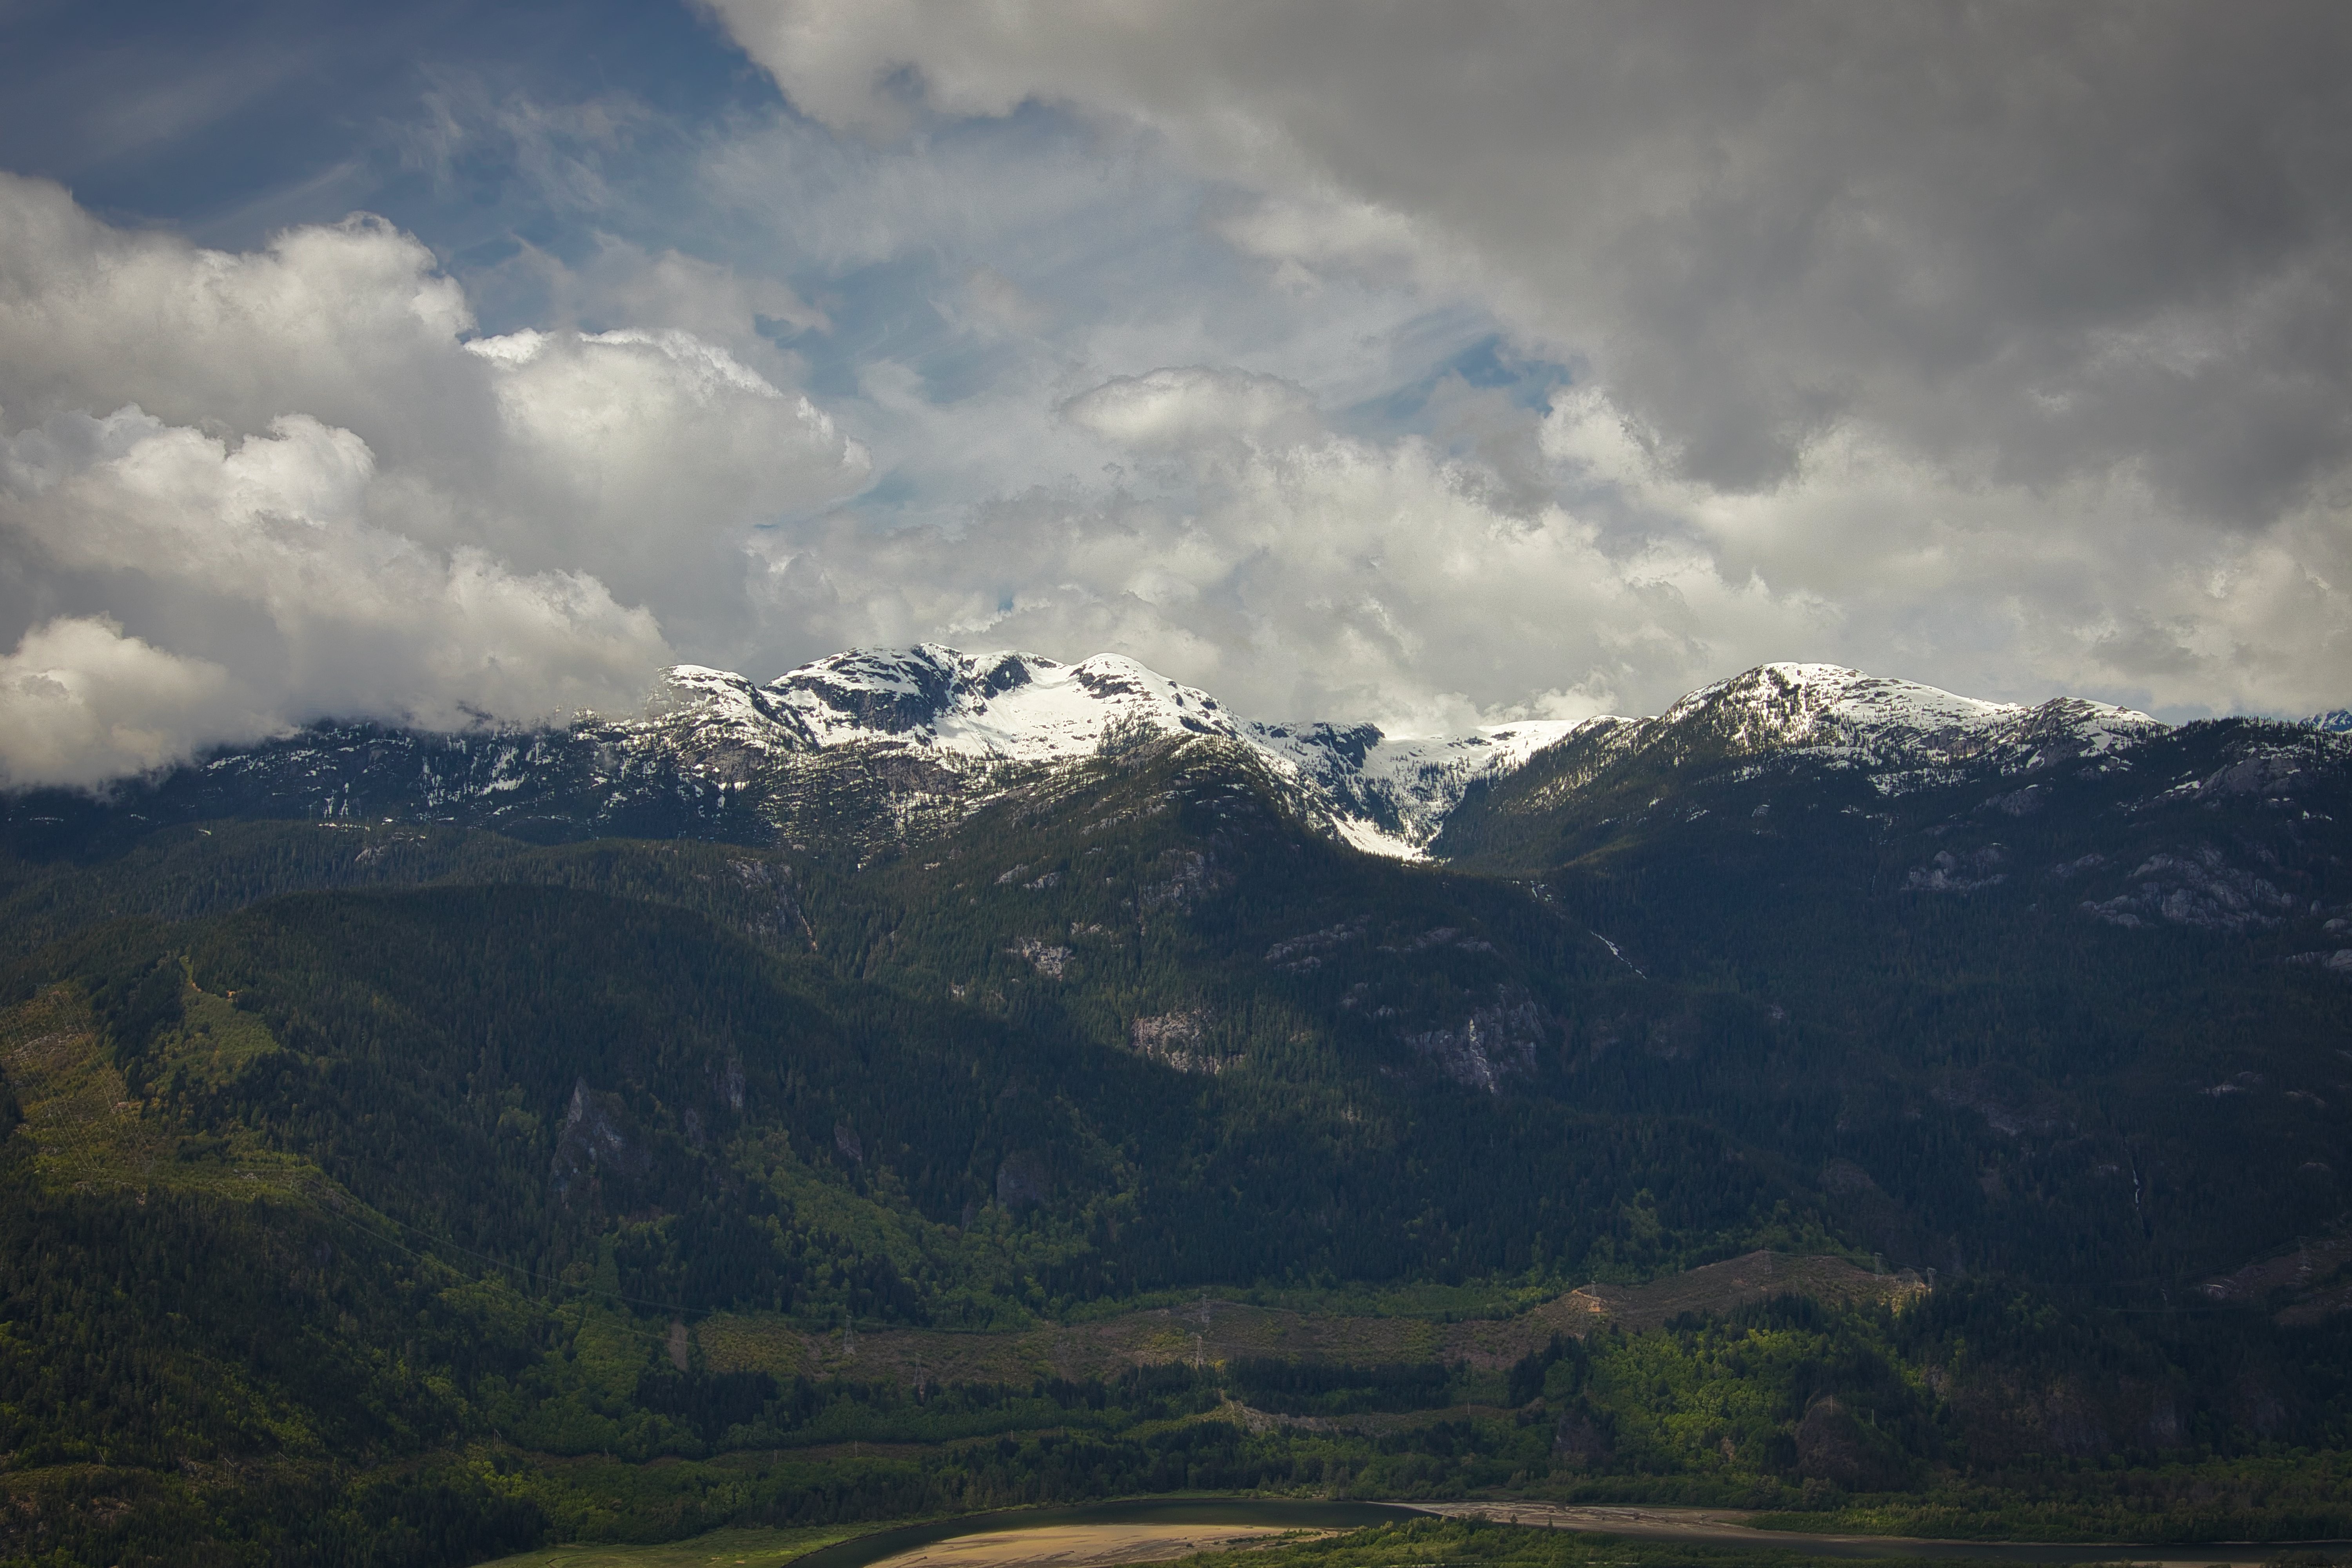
left=550, top=1079, right=649, bottom=1200
left=1552, top=1403, right=1613, bottom=1465
left=1007, top=938, right=1073, bottom=978
left=1402, top=988, right=1549, bottom=1093
left=1905, top=845, right=2009, bottom=892
left=2197, top=746, right=2315, bottom=802
left=1264, top=919, right=1366, bottom=973
left=1930, top=1068, right=2064, bottom=1138
left=995, top=1150, right=1051, bottom=1209
left=1139, top=847, right=1230, bottom=913
left=2082, top=846, right=2298, bottom=931
left=1130, top=1009, right=1223, bottom=1073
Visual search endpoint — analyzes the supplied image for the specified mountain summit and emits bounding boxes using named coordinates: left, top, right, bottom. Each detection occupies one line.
left=633, top=650, right=2161, bottom=853
left=639, top=644, right=1588, bottom=855
left=1542, top=662, right=2161, bottom=797
left=10, top=647, right=2171, bottom=860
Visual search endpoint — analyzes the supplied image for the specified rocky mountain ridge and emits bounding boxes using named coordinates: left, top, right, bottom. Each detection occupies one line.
left=8, top=646, right=2189, bottom=861
left=1463, top=662, right=2165, bottom=827
left=643, top=645, right=1590, bottom=855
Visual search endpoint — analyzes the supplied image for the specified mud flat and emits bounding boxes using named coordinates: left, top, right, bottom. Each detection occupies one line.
left=486, top=1498, right=2352, bottom=1568
left=1417, top=1500, right=2350, bottom=1568
left=792, top=1502, right=1417, bottom=1568
left=864, top=1523, right=1321, bottom=1568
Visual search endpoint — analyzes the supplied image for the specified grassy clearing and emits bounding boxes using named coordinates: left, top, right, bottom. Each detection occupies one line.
left=0, top=981, right=318, bottom=1199
left=1579, top=1252, right=1926, bottom=1333
left=477, top=1521, right=887, bottom=1568
left=474, top=1521, right=1329, bottom=1568
left=692, top=1255, right=1918, bottom=1394
left=1060, top=1281, right=1566, bottom=1326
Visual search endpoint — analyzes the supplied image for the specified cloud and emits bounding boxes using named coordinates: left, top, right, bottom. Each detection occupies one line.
left=712, top=0, right=2352, bottom=711
left=0, top=174, right=866, bottom=784
left=715, top=2, right=2352, bottom=508
left=1537, top=386, right=2352, bottom=715
left=0, top=617, right=256, bottom=789
left=564, top=239, right=831, bottom=339
left=1061, top=367, right=1319, bottom=452
left=960, top=267, right=1049, bottom=338
left=743, top=360, right=2352, bottom=727
left=0, top=405, right=670, bottom=787
left=0, top=172, right=482, bottom=456
left=459, top=325, right=867, bottom=623
left=13, top=8, right=2352, bottom=790
left=754, top=376, right=1825, bottom=731
left=396, top=70, right=652, bottom=219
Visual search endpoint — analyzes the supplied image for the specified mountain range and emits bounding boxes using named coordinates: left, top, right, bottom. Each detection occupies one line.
left=4, top=648, right=2351, bottom=1568
left=6, top=644, right=2177, bottom=860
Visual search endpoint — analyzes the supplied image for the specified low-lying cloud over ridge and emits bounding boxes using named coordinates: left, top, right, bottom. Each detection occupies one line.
left=0, top=173, right=863, bottom=786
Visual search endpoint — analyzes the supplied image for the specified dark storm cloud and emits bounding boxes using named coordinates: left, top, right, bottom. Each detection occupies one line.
left=721, top=1, right=2352, bottom=522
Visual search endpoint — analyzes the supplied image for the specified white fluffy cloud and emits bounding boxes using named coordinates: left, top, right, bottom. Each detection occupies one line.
left=747, top=358, right=2352, bottom=727
left=460, top=325, right=866, bottom=620
left=0, top=617, right=254, bottom=787
left=1062, top=367, right=1320, bottom=453
left=0, top=173, right=867, bottom=786
left=13, top=8, right=2352, bottom=787
left=1536, top=388, right=2352, bottom=715
left=711, top=0, right=2352, bottom=715
left=0, top=173, right=483, bottom=455
left=755, top=374, right=1821, bottom=731
left=0, top=406, right=670, bottom=787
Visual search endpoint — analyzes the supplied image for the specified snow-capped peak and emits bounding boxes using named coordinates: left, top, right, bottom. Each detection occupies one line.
left=628, top=649, right=2172, bottom=859
left=631, top=646, right=1589, bottom=857
left=1621, top=661, right=2162, bottom=787
left=1663, top=663, right=2020, bottom=746
left=762, top=644, right=1245, bottom=757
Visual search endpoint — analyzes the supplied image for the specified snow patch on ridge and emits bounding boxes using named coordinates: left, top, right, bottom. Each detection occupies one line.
left=1663, top=662, right=2016, bottom=740
left=1253, top=717, right=1598, bottom=858
left=628, top=650, right=2172, bottom=860
left=1650, top=663, right=2161, bottom=784
left=765, top=646, right=1244, bottom=757
left=733, top=645, right=1596, bottom=857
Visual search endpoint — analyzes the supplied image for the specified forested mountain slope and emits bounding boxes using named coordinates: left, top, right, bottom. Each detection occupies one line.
left=4, top=653, right=2350, bottom=1566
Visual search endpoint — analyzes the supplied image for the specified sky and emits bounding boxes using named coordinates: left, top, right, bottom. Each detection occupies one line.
left=4, top=0, right=2351, bottom=786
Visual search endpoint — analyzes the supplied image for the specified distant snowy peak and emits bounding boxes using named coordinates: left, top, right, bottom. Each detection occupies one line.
left=632, top=650, right=2172, bottom=857
left=643, top=664, right=782, bottom=750
left=1648, top=662, right=2162, bottom=779
left=635, top=646, right=1590, bottom=857
left=764, top=645, right=1243, bottom=758
left=2307, top=710, right=2352, bottom=735
left=1662, top=662, right=2013, bottom=741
